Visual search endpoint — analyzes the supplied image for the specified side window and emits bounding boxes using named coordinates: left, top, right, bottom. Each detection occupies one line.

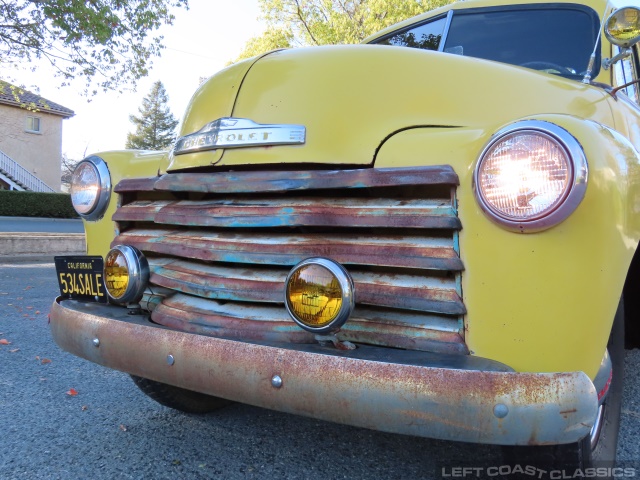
left=375, top=17, right=447, bottom=52
left=25, top=116, right=41, bottom=134
left=613, top=46, right=640, bottom=105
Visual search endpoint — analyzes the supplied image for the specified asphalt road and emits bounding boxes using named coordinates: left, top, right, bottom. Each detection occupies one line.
left=1, top=259, right=639, bottom=480
left=0, top=216, right=84, bottom=233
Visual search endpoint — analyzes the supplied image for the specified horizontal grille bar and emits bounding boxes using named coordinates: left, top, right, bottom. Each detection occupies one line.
left=114, top=197, right=461, bottom=230
left=116, top=228, right=463, bottom=272
left=115, top=165, right=459, bottom=194
left=152, top=293, right=467, bottom=355
left=148, top=258, right=465, bottom=315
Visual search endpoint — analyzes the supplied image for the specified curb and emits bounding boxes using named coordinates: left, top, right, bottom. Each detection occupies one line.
left=0, top=233, right=86, bottom=256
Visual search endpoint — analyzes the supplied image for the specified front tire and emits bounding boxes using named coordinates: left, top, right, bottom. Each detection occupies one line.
left=503, top=299, right=624, bottom=472
left=130, top=375, right=233, bottom=414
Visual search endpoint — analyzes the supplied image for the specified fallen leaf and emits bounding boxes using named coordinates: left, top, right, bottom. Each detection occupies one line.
left=66, top=388, right=79, bottom=396
left=81, top=405, right=88, bottom=411
left=35, top=356, right=40, bottom=360
left=172, top=460, right=181, bottom=466
left=26, top=306, right=33, bottom=310
left=9, top=348, right=19, bottom=353
left=119, top=424, right=128, bottom=432
left=24, top=286, right=32, bottom=290
left=22, top=314, right=30, bottom=318
left=35, top=311, right=41, bottom=315
left=0, top=339, right=11, bottom=345
left=41, top=358, right=52, bottom=365
left=16, top=297, right=23, bottom=300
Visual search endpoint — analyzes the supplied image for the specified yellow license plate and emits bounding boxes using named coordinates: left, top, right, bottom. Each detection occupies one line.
left=54, top=256, right=107, bottom=303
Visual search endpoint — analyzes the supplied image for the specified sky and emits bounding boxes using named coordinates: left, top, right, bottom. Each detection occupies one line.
left=7, top=0, right=264, bottom=160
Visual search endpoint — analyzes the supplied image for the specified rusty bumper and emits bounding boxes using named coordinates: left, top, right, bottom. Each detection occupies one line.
left=50, top=298, right=598, bottom=446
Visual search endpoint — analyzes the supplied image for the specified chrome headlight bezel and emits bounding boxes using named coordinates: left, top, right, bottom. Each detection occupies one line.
left=473, top=120, right=588, bottom=233
left=70, top=156, right=111, bottom=221
left=104, top=245, right=149, bottom=304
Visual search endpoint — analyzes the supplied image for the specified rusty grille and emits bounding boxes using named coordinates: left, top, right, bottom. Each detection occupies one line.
left=113, top=165, right=466, bottom=355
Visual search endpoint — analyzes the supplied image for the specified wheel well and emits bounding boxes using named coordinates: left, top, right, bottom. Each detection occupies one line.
left=623, top=246, right=640, bottom=348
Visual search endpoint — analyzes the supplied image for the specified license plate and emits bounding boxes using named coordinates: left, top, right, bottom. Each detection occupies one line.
left=54, top=256, right=107, bottom=303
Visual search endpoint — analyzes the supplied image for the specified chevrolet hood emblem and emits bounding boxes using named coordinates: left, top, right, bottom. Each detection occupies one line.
left=173, top=117, right=306, bottom=155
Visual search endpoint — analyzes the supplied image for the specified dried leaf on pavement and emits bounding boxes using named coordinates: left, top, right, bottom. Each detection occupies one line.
left=41, top=358, right=52, bottom=365
left=0, top=339, right=11, bottom=345
left=66, top=388, right=79, bottom=396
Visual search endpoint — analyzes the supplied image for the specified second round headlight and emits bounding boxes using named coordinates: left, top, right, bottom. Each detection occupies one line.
left=474, top=121, right=587, bottom=232
left=70, top=156, right=111, bottom=220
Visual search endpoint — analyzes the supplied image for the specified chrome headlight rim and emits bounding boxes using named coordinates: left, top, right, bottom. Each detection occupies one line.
left=473, top=120, right=588, bottom=233
left=71, top=156, right=111, bottom=221
left=104, top=245, right=149, bottom=304
left=284, top=257, right=355, bottom=335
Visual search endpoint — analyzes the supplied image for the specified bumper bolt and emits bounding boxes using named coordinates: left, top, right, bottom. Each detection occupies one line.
left=271, top=375, right=283, bottom=388
left=167, top=354, right=175, bottom=366
left=92, top=338, right=100, bottom=348
left=493, top=403, right=509, bottom=419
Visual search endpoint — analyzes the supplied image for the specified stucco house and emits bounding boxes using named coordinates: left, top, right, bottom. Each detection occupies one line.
left=0, top=82, right=74, bottom=192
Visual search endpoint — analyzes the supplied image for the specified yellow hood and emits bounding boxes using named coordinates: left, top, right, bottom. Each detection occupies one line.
left=169, top=45, right=612, bottom=171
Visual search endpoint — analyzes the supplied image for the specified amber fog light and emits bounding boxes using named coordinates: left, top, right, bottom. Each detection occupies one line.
left=285, top=258, right=355, bottom=334
left=473, top=120, right=588, bottom=233
left=104, top=246, right=149, bottom=304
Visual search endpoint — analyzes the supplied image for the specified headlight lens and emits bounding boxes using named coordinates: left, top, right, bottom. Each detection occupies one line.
left=474, top=121, right=588, bottom=232
left=70, top=156, right=110, bottom=220
left=104, top=245, right=149, bottom=304
left=285, top=258, right=354, bottom=334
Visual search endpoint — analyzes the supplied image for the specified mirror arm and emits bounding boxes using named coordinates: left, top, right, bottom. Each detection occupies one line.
left=603, top=48, right=632, bottom=70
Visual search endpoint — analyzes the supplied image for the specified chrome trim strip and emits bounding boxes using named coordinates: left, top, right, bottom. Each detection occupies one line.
left=51, top=298, right=598, bottom=446
left=438, top=10, right=455, bottom=52
left=472, top=120, right=588, bottom=233
left=174, top=117, right=306, bottom=155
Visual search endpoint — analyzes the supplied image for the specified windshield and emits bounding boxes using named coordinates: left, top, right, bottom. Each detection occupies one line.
left=374, top=5, right=601, bottom=78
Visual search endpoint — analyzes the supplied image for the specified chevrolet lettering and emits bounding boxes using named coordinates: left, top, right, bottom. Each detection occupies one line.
left=53, top=0, right=640, bottom=473
left=173, top=117, right=306, bottom=154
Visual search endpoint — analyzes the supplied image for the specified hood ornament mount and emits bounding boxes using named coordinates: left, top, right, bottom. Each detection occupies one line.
left=173, top=117, right=306, bottom=155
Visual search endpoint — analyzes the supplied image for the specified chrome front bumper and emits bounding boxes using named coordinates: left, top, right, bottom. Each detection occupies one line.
left=50, top=298, right=598, bottom=446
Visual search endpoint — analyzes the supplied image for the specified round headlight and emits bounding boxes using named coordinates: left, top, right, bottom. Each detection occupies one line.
left=70, top=156, right=110, bottom=220
left=104, top=245, right=149, bottom=304
left=474, top=121, right=588, bottom=233
left=285, top=258, right=355, bottom=334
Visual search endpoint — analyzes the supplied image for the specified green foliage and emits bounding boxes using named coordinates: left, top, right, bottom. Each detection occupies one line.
left=236, top=0, right=454, bottom=61
left=125, top=80, right=179, bottom=150
left=0, top=0, right=189, bottom=95
left=0, top=190, right=77, bottom=218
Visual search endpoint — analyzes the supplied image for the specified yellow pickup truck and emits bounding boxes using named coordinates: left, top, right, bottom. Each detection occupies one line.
left=51, top=0, right=640, bottom=472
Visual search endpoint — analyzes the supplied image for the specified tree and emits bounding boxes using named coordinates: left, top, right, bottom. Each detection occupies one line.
left=61, top=154, right=81, bottom=192
left=236, top=0, right=454, bottom=61
left=0, top=1, right=188, bottom=95
left=126, top=81, right=178, bottom=151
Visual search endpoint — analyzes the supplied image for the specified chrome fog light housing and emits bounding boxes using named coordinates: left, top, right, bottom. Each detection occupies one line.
left=285, top=258, right=355, bottom=334
left=104, top=245, right=149, bottom=304
left=473, top=121, right=588, bottom=233
left=70, top=156, right=111, bottom=220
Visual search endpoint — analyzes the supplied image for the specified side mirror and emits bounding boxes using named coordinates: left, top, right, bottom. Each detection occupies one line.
left=605, top=6, right=640, bottom=48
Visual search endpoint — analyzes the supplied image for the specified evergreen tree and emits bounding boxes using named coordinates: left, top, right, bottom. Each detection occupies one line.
left=126, top=81, right=179, bottom=151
